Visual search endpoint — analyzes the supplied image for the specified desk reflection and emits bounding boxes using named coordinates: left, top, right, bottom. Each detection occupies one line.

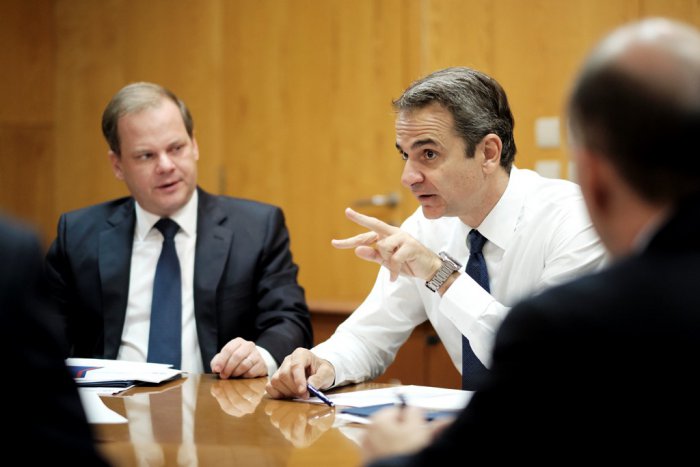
left=210, top=377, right=266, bottom=417
left=263, top=399, right=336, bottom=447
left=122, top=375, right=197, bottom=465
left=96, top=375, right=365, bottom=466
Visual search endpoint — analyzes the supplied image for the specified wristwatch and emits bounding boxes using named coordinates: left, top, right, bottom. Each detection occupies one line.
left=425, top=251, right=462, bottom=293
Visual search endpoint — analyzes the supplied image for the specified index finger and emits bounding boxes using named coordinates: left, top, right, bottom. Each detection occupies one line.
left=268, top=349, right=314, bottom=398
left=289, top=351, right=314, bottom=394
left=344, top=207, right=398, bottom=236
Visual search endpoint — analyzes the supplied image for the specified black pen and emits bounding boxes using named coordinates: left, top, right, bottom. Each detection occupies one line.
left=396, top=391, right=407, bottom=409
left=396, top=390, right=407, bottom=421
left=307, top=383, right=335, bottom=407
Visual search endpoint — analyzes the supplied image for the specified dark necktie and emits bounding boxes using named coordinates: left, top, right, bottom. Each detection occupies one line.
left=462, top=229, right=489, bottom=390
left=147, top=218, right=182, bottom=369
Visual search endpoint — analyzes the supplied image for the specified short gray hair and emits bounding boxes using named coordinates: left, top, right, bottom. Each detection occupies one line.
left=393, top=67, right=517, bottom=173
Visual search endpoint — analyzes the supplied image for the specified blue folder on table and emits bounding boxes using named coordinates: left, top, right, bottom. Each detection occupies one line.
left=341, top=403, right=458, bottom=421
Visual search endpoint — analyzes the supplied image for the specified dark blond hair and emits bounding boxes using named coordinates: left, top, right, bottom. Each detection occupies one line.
left=101, top=82, right=193, bottom=155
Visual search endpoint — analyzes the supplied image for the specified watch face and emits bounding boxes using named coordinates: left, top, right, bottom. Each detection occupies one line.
left=439, top=251, right=462, bottom=269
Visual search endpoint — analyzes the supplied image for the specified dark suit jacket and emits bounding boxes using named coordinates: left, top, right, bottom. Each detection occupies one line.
left=0, top=215, right=107, bottom=464
left=372, top=196, right=700, bottom=465
left=45, top=188, right=312, bottom=371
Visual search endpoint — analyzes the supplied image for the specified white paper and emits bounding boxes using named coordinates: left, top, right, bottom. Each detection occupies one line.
left=67, top=357, right=172, bottom=369
left=334, top=413, right=373, bottom=425
left=301, top=385, right=472, bottom=410
left=78, top=388, right=128, bottom=424
left=66, top=358, right=183, bottom=386
left=79, top=386, right=135, bottom=396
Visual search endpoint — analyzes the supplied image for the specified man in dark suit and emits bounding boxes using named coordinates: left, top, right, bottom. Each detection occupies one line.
left=1, top=215, right=108, bottom=464
left=362, top=17, right=700, bottom=464
left=46, top=82, right=312, bottom=378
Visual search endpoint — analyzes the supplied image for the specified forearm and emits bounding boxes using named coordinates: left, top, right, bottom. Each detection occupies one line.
left=313, top=329, right=394, bottom=387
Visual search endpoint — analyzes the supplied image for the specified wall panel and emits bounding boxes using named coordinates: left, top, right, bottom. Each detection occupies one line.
left=53, top=0, right=225, bottom=224
left=221, top=0, right=419, bottom=301
left=3, top=0, right=700, bottom=301
left=0, top=0, right=54, bottom=238
left=0, top=0, right=54, bottom=125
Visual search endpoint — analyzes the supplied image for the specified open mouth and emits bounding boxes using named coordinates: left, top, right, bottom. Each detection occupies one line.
left=158, top=180, right=180, bottom=190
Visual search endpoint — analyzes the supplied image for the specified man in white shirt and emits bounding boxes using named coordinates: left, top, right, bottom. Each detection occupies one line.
left=266, top=67, right=605, bottom=396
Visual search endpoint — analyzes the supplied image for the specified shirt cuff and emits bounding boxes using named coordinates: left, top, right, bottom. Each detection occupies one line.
left=256, top=346, right=278, bottom=377
left=441, top=273, right=495, bottom=332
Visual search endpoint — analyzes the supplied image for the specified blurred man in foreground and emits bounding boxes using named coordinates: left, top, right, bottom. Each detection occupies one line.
left=1, top=215, right=107, bottom=464
left=363, top=17, right=700, bottom=464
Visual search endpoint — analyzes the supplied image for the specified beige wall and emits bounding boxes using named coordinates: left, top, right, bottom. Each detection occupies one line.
left=2, top=0, right=699, bottom=302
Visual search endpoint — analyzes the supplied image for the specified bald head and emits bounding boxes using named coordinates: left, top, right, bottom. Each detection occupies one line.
left=569, top=18, right=700, bottom=203
left=590, top=18, right=700, bottom=106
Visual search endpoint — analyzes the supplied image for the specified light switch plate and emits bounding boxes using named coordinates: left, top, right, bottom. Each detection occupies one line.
left=535, top=159, right=561, bottom=179
left=535, top=116, right=560, bottom=148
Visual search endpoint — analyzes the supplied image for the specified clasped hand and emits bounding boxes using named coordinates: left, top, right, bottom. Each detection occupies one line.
left=211, top=337, right=267, bottom=379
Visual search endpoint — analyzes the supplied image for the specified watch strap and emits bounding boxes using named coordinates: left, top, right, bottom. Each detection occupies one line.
left=425, top=252, right=461, bottom=293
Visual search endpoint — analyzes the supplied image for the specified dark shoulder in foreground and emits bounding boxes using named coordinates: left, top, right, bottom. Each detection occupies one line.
left=0, top=215, right=109, bottom=464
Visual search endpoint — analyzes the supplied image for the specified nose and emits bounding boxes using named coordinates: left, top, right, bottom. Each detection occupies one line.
left=155, top=152, right=176, bottom=173
left=401, top=159, right=423, bottom=188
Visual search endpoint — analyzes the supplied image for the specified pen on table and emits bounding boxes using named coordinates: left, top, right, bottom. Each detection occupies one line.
left=307, top=383, right=335, bottom=407
left=396, top=391, right=407, bottom=421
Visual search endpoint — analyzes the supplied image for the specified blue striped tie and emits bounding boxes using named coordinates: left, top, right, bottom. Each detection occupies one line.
left=462, top=229, right=489, bottom=390
left=147, top=218, right=182, bottom=369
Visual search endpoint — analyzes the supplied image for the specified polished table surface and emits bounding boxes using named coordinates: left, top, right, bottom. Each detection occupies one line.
left=95, top=374, right=387, bottom=466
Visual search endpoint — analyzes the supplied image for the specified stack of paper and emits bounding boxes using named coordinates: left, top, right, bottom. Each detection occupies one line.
left=66, top=358, right=183, bottom=388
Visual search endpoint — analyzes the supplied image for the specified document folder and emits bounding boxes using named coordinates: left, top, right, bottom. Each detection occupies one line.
left=66, top=358, right=183, bottom=388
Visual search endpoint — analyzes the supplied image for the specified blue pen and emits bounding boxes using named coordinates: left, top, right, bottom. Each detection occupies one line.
left=307, top=383, right=335, bottom=407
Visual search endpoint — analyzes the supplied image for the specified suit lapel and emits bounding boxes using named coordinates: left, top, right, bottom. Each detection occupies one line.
left=194, top=189, right=233, bottom=368
left=99, top=202, right=136, bottom=358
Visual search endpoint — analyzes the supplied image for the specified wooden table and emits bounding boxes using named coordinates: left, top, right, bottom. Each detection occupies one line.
left=94, top=374, right=386, bottom=466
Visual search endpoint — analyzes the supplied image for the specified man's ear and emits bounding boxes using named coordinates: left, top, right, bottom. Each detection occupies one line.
left=481, top=133, right=502, bottom=173
left=577, top=147, right=612, bottom=217
left=108, top=151, right=124, bottom=180
left=192, top=136, right=200, bottom=161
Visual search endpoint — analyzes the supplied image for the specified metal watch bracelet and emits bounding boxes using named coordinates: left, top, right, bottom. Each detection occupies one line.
left=425, top=251, right=462, bottom=292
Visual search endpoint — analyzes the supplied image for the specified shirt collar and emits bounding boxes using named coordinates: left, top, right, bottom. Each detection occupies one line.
left=633, top=206, right=671, bottom=253
left=469, top=166, right=525, bottom=251
left=134, top=189, right=199, bottom=240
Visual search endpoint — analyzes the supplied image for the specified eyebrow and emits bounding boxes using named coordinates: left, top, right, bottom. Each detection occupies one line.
left=395, top=138, right=439, bottom=152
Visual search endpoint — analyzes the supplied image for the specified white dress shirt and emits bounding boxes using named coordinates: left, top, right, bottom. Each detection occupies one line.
left=313, top=167, right=607, bottom=386
left=116, top=190, right=278, bottom=375
left=117, top=190, right=203, bottom=373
